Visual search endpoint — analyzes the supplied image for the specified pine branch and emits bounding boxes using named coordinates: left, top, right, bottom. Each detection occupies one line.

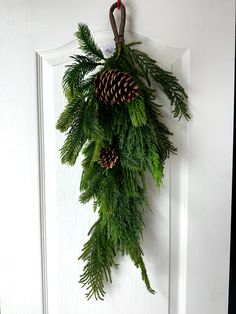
left=126, top=41, right=142, bottom=47
left=152, top=119, right=177, bottom=161
left=83, top=97, right=104, bottom=140
left=80, top=163, right=104, bottom=204
left=125, top=46, right=190, bottom=120
left=59, top=99, right=87, bottom=165
left=59, top=95, right=104, bottom=166
left=76, top=23, right=105, bottom=61
left=56, top=96, right=82, bottom=132
left=80, top=150, right=155, bottom=298
left=101, top=189, right=155, bottom=294
left=145, top=105, right=177, bottom=161
left=120, top=150, right=143, bottom=171
left=79, top=219, right=117, bottom=300
left=147, top=144, right=164, bottom=187
left=63, top=55, right=99, bottom=98
left=128, top=95, right=147, bottom=127
left=122, top=168, right=140, bottom=197
left=96, top=171, right=121, bottom=212
left=136, top=254, right=156, bottom=294
left=145, top=98, right=163, bottom=117
left=80, top=73, right=99, bottom=93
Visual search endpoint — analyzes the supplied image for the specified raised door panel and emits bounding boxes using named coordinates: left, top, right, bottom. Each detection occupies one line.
left=37, top=32, right=189, bottom=314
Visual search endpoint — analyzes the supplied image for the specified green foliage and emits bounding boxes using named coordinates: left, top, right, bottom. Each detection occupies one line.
left=75, top=23, right=105, bottom=61
left=79, top=220, right=117, bottom=300
left=63, top=55, right=99, bottom=98
left=56, top=96, right=83, bottom=132
left=59, top=97, right=103, bottom=165
left=128, top=95, right=147, bottom=127
left=59, top=99, right=87, bottom=166
left=56, top=23, right=190, bottom=300
left=148, top=144, right=164, bottom=187
left=123, top=45, right=190, bottom=120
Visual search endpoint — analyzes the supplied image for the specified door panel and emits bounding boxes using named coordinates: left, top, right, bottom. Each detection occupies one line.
left=0, top=1, right=234, bottom=314
left=37, top=33, right=188, bottom=313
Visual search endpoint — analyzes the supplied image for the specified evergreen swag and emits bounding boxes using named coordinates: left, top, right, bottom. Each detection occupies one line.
left=56, top=6, right=190, bottom=300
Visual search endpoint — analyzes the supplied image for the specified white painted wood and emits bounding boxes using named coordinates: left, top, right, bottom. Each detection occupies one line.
left=37, top=33, right=189, bottom=314
left=0, top=1, right=234, bottom=314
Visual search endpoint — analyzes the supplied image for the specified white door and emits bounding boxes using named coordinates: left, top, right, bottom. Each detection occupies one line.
left=0, top=1, right=234, bottom=314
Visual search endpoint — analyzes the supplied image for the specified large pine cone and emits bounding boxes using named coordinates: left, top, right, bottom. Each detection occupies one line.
left=98, top=147, right=118, bottom=169
left=95, top=69, right=138, bottom=105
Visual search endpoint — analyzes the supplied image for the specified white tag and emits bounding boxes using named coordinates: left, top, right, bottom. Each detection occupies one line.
left=103, top=44, right=115, bottom=57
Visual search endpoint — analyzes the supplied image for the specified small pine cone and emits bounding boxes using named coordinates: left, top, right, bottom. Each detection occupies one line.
left=98, top=147, right=119, bottom=169
left=95, top=69, right=138, bottom=105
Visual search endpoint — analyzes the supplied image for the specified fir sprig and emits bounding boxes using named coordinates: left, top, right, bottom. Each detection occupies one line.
left=79, top=220, right=117, bottom=300
left=75, top=23, right=105, bottom=61
left=123, top=46, right=190, bottom=120
left=56, top=96, right=82, bottom=132
left=63, top=55, right=100, bottom=98
left=128, top=96, right=147, bottom=127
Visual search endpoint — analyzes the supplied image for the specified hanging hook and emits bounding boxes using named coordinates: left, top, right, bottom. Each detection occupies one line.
left=109, top=2, right=126, bottom=45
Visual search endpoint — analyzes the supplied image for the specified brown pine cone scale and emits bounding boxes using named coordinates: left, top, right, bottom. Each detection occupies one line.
left=95, top=69, right=138, bottom=105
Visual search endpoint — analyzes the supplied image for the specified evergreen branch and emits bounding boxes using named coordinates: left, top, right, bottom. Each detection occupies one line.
left=126, top=41, right=142, bottom=47
left=125, top=126, right=146, bottom=168
left=80, top=163, right=104, bottom=204
left=63, top=55, right=99, bottom=98
left=150, top=65, right=190, bottom=120
left=122, top=44, right=152, bottom=85
left=122, top=168, right=139, bottom=197
left=79, top=160, right=156, bottom=300
left=80, top=73, right=99, bottom=93
left=59, top=99, right=87, bottom=165
left=136, top=254, right=156, bottom=294
left=83, top=97, right=104, bottom=140
left=148, top=145, right=164, bottom=187
left=145, top=98, right=163, bottom=117
left=93, top=199, right=98, bottom=212
left=120, top=150, right=143, bottom=171
left=60, top=96, right=104, bottom=166
left=126, top=47, right=190, bottom=120
left=76, top=23, right=105, bottom=61
left=144, top=104, right=177, bottom=161
left=60, top=123, right=86, bottom=166
left=101, top=188, right=155, bottom=294
left=79, top=219, right=117, bottom=300
left=128, top=96, right=147, bottom=127
left=56, top=96, right=82, bottom=132
left=81, top=141, right=97, bottom=168
left=96, top=171, right=121, bottom=213
left=91, top=140, right=103, bottom=164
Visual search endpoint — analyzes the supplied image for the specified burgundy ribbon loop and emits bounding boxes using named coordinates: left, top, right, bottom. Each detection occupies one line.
left=117, top=0, right=121, bottom=10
